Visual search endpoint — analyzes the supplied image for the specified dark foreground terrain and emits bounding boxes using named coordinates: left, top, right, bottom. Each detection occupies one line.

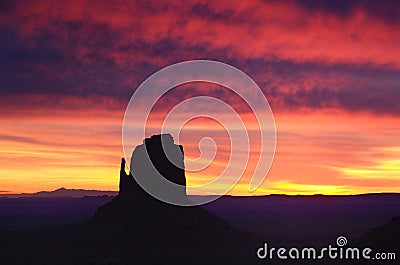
left=0, top=193, right=399, bottom=265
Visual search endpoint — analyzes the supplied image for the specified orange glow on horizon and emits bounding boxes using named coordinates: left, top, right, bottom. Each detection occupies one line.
left=1, top=0, right=400, bottom=195
left=1, top=109, right=400, bottom=195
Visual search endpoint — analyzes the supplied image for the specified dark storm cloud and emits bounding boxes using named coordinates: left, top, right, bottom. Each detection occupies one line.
left=276, top=84, right=400, bottom=115
left=295, top=0, right=400, bottom=22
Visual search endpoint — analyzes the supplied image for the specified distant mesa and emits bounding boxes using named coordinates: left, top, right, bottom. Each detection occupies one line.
left=0, top=187, right=117, bottom=198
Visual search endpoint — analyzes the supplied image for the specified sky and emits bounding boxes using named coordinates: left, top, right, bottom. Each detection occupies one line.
left=1, top=0, right=400, bottom=195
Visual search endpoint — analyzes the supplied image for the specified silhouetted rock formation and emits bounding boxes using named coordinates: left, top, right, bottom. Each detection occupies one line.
left=91, top=134, right=235, bottom=229
left=78, top=134, right=259, bottom=264
left=135, top=134, right=186, bottom=189
left=118, top=157, right=135, bottom=194
left=119, top=134, right=187, bottom=202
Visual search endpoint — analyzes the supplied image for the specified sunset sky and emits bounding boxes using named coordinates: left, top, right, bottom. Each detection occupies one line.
left=1, top=0, right=400, bottom=195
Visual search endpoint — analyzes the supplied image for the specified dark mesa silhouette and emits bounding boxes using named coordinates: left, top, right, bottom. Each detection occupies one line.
left=119, top=134, right=187, bottom=202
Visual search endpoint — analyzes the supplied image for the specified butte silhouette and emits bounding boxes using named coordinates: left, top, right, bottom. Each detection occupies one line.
left=78, top=133, right=257, bottom=264
left=91, top=133, right=228, bottom=227
left=119, top=133, right=187, bottom=204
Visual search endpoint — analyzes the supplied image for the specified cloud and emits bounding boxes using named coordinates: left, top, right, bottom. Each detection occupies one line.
left=295, top=0, right=400, bottom=23
left=0, top=0, right=399, bottom=117
left=3, top=0, right=400, bottom=65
